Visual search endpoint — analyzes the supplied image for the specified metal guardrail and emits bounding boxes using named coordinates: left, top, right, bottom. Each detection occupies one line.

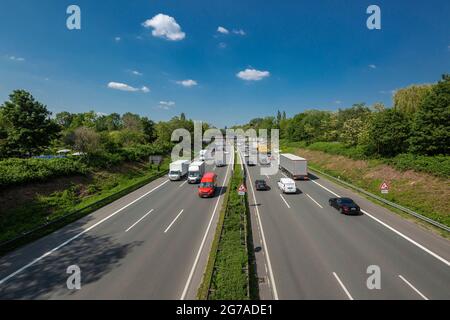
left=0, top=170, right=168, bottom=255
left=309, top=166, right=450, bottom=232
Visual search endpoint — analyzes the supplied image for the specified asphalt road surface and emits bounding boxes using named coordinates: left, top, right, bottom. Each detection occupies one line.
left=0, top=150, right=233, bottom=300
left=243, top=150, right=450, bottom=300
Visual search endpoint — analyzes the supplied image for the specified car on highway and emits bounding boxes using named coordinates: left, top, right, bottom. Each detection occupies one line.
left=277, top=178, right=297, bottom=194
left=198, top=172, right=217, bottom=198
left=259, top=155, right=270, bottom=166
left=215, top=159, right=226, bottom=167
left=329, top=197, right=361, bottom=215
left=255, top=179, right=269, bottom=191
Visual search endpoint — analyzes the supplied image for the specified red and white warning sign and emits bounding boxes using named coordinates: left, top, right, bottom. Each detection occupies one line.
left=380, top=181, right=390, bottom=194
left=238, top=184, right=247, bottom=196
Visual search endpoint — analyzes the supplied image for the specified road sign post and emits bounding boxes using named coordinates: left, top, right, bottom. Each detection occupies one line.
left=238, top=184, right=247, bottom=196
left=380, top=181, right=390, bottom=194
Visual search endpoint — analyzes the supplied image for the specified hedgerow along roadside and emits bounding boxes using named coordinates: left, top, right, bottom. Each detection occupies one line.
left=0, top=160, right=169, bottom=256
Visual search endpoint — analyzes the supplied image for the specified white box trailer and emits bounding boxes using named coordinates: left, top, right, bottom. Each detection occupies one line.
left=169, top=160, right=190, bottom=181
left=188, top=161, right=206, bottom=184
left=279, top=154, right=308, bottom=180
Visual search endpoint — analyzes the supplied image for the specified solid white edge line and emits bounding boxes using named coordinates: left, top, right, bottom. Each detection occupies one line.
left=242, top=150, right=279, bottom=300
left=333, top=272, right=354, bottom=300
left=0, top=179, right=170, bottom=286
left=362, top=209, right=450, bottom=267
left=306, top=193, right=324, bottom=208
left=180, top=146, right=234, bottom=300
left=311, top=180, right=341, bottom=198
left=125, top=209, right=154, bottom=233
left=164, top=209, right=184, bottom=233
left=279, top=194, right=291, bottom=209
left=311, top=177, right=450, bottom=267
left=398, top=275, right=429, bottom=300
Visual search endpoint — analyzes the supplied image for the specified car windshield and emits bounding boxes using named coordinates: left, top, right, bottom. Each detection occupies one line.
left=169, top=171, right=180, bottom=175
left=189, top=172, right=199, bottom=177
left=340, top=198, right=355, bottom=204
left=200, top=182, right=214, bottom=188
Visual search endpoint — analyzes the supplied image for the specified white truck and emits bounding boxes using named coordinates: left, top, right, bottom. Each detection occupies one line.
left=168, top=160, right=190, bottom=181
left=279, top=154, right=308, bottom=180
left=188, top=161, right=206, bottom=184
left=199, top=149, right=207, bottom=161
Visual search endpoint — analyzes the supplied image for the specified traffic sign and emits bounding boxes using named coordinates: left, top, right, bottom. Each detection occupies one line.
left=238, top=184, right=247, bottom=196
left=380, top=181, right=390, bottom=194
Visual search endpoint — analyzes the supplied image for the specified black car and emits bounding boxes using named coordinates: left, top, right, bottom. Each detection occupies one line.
left=329, top=197, right=360, bottom=215
left=255, top=180, right=269, bottom=191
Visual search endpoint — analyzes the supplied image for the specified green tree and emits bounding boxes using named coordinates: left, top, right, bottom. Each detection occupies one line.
left=367, top=109, right=410, bottom=157
left=409, top=75, right=450, bottom=155
left=72, top=126, right=101, bottom=154
left=0, top=90, right=60, bottom=157
left=394, top=84, right=433, bottom=115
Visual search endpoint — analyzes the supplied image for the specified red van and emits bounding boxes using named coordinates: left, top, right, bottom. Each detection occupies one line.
left=198, top=172, right=217, bottom=198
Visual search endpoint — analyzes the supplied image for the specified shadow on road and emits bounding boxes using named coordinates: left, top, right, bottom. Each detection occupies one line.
left=0, top=221, right=141, bottom=299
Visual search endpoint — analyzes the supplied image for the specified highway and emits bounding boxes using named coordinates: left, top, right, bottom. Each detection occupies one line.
left=0, top=150, right=233, bottom=300
left=0, top=143, right=449, bottom=300
left=243, top=150, right=450, bottom=300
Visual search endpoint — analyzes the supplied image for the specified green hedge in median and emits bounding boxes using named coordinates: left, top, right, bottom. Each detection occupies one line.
left=207, top=160, right=249, bottom=300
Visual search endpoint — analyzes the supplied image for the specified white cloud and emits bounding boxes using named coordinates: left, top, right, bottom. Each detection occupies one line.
left=218, top=42, right=227, bottom=49
left=237, top=68, right=270, bottom=81
left=115, top=37, right=121, bottom=42
left=176, top=79, right=198, bottom=87
left=142, top=13, right=185, bottom=41
left=368, top=64, right=377, bottom=69
left=107, top=82, right=149, bottom=93
left=380, top=89, right=397, bottom=95
left=217, top=26, right=229, bottom=34
left=9, top=56, right=25, bottom=62
left=131, top=70, right=143, bottom=76
left=334, top=100, right=342, bottom=105
left=158, top=101, right=176, bottom=110
left=232, top=29, right=246, bottom=36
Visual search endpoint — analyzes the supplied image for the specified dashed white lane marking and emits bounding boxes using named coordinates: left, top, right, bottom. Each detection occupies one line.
left=179, top=180, right=188, bottom=188
left=398, top=275, right=429, bottom=300
left=125, top=209, right=154, bottom=232
left=180, top=146, right=234, bottom=300
left=279, top=194, right=291, bottom=209
left=306, top=193, right=323, bottom=208
left=311, top=178, right=450, bottom=267
left=0, top=179, right=170, bottom=286
left=333, top=272, right=354, bottom=300
left=164, top=209, right=184, bottom=233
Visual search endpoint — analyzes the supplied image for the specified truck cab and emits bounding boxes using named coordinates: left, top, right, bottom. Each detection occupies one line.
left=188, top=161, right=205, bottom=184
left=198, top=172, right=217, bottom=198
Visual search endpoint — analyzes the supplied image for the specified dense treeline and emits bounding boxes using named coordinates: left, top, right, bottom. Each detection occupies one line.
left=237, top=75, right=450, bottom=161
left=0, top=90, right=204, bottom=187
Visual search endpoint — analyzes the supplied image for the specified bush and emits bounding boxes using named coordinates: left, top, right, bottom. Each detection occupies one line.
left=387, top=154, right=450, bottom=178
left=0, top=158, right=88, bottom=188
left=306, top=142, right=367, bottom=160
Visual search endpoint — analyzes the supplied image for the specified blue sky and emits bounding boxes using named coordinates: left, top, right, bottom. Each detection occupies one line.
left=1, top=0, right=449, bottom=128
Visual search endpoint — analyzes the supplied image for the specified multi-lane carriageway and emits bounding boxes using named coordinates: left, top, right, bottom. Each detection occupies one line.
left=0, top=145, right=449, bottom=300
left=0, top=151, right=234, bottom=299
left=242, top=150, right=450, bottom=300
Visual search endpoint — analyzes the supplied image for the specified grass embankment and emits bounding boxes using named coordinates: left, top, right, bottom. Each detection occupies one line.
left=198, top=157, right=252, bottom=300
left=0, top=159, right=169, bottom=254
left=281, top=141, right=450, bottom=231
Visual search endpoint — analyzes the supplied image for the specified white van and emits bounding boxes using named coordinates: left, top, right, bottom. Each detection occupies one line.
left=277, top=178, right=297, bottom=194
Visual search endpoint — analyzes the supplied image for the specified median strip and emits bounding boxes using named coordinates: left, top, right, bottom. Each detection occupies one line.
left=197, top=152, right=252, bottom=300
